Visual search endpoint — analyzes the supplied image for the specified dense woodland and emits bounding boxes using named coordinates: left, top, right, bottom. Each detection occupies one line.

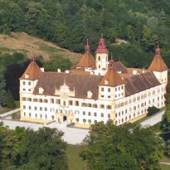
left=0, top=0, right=170, bottom=67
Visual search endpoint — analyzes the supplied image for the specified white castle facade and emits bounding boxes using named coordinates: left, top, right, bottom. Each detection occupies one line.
left=19, top=37, right=168, bottom=128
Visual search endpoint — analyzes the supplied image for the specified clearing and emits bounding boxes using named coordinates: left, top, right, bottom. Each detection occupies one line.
left=0, top=32, right=80, bottom=64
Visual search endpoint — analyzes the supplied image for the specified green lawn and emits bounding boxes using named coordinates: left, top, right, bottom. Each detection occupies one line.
left=66, top=144, right=87, bottom=170
left=160, top=164, right=170, bottom=170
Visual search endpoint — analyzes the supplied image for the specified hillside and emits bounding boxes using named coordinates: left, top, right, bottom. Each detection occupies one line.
left=0, top=32, right=81, bottom=64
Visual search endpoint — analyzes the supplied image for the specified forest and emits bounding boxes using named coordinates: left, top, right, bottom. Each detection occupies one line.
left=0, top=0, right=170, bottom=67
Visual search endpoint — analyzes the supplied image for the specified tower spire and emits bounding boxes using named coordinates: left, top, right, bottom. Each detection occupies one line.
left=96, top=35, right=108, bottom=53
left=155, top=43, right=161, bottom=56
left=85, top=39, right=90, bottom=53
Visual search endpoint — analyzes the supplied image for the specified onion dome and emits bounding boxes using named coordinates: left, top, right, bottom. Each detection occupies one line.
left=148, top=46, right=168, bottom=72
left=77, top=39, right=95, bottom=68
left=100, top=60, right=124, bottom=86
left=96, top=36, right=108, bottom=53
left=20, top=58, right=42, bottom=80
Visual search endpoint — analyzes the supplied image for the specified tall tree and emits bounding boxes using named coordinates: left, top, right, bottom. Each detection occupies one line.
left=81, top=121, right=163, bottom=170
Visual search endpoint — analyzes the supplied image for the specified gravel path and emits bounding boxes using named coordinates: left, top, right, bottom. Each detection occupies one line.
left=0, top=108, right=165, bottom=144
left=1, top=119, right=89, bottom=145
left=140, top=110, right=165, bottom=128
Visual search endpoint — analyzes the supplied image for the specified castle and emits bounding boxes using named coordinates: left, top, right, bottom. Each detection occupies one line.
left=19, top=37, right=168, bottom=128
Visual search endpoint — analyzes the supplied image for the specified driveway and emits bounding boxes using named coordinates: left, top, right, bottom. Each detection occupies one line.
left=1, top=119, right=89, bottom=145
left=140, top=109, right=165, bottom=128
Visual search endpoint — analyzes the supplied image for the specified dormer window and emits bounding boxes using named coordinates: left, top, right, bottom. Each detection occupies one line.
left=39, top=87, right=44, bottom=94
left=25, top=74, right=29, bottom=79
left=87, top=91, right=93, bottom=98
left=104, top=80, right=108, bottom=85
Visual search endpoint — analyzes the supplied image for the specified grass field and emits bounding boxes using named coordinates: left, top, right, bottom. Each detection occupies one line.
left=0, top=32, right=80, bottom=64
left=66, top=144, right=87, bottom=170
left=160, top=164, right=170, bottom=170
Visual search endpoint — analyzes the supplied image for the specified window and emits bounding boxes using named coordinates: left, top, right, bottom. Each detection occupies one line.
left=107, top=105, right=111, bottom=109
left=98, top=56, right=101, bottom=61
left=88, top=103, right=92, bottom=107
left=88, top=120, right=91, bottom=124
left=45, top=114, right=47, bottom=119
left=100, top=104, right=104, bottom=109
left=28, top=82, right=31, bottom=85
left=29, top=113, right=31, bottom=117
left=50, top=99, right=54, bottom=103
left=23, top=105, right=26, bottom=109
left=108, top=88, right=111, bottom=92
left=94, top=112, right=97, bottom=116
left=52, top=115, right=54, bottom=120
left=40, top=114, right=42, bottom=118
left=83, top=111, right=85, bottom=115
left=34, top=106, right=37, bottom=110
left=33, top=98, right=38, bottom=102
left=93, top=104, right=97, bottom=108
left=22, top=97, right=26, bottom=101
left=69, top=100, right=73, bottom=105
left=88, top=112, right=91, bottom=116
left=108, top=114, right=110, bottom=119
left=101, top=113, right=104, bottom=117
left=28, top=106, right=31, bottom=110
left=44, top=99, right=48, bottom=103
left=101, top=87, right=104, bottom=91
left=83, top=119, right=86, bottom=123
left=76, top=118, right=79, bottom=122
left=40, top=107, right=42, bottom=111
left=56, top=99, right=60, bottom=104
left=44, top=107, right=47, bottom=111
left=23, top=81, right=26, bottom=85
left=75, top=101, right=79, bottom=106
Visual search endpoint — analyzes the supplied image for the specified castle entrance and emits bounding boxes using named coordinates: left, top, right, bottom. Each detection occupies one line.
left=63, top=115, right=67, bottom=122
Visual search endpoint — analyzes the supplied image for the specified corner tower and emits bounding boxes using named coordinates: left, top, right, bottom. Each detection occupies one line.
left=95, top=36, right=108, bottom=75
left=148, top=46, right=168, bottom=85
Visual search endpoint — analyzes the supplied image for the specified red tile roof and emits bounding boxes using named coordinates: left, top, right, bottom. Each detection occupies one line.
left=96, top=37, right=108, bottom=53
left=100, top=60, right=124, bottom=86
left=20, top=60, right=41, bottom=80
left=33, top=72, right=102, bottom=99
left=148, top=47, right=168, bottom=72
left=77, top=40, right=95, bottom=68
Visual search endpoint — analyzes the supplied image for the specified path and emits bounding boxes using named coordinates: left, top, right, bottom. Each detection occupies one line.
left=0, top=108, right=166, bottom=144
left=0, top=108, right=20, bottom=118
left=140, top=109, right=165, bottom=128
left=1, top=118, right=89, bottom=145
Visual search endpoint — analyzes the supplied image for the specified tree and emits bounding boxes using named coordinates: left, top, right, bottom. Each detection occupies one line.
left=0, top=126, right=68, bottom=170
left=43, top=55, right=72, bottom=72
left=81, top=121, right=163, bottom=170
left=165, top=140, right=170, bottom=157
